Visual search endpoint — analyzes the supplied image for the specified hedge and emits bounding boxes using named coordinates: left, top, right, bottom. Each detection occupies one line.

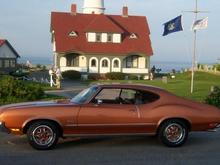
left=0, top=76, right=44, bottom=105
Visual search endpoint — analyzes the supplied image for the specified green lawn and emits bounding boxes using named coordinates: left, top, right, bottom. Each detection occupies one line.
left=90, top=72, right=220, bottom=102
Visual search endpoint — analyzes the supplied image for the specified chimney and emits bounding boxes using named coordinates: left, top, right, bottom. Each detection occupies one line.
left=71, top=4, right=77, bottom=15
left=122, top=6, right=128, bottom=17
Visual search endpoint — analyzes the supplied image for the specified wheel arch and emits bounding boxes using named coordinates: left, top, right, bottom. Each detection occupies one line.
left=157, top=117, right=192, bottom=133
left=22, top=118, right=63, bottom=137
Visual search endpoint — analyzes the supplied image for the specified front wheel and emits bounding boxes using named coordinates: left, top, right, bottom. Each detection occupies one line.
left=27, top=121, right=59, bottom=150
left=158, top=120, right=188, bottom=147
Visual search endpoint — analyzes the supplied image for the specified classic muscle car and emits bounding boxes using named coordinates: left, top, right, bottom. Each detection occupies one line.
left=0, top=84, right=220, bottom=150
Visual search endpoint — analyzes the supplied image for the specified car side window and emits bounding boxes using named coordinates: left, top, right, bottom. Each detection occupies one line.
left=120, top=89, right=160, bottom=105
left=120, top=89, right=136, bottom=104
left=139, top=90, right=160, bottom=104
left=93, top=88, right=121, bottom=104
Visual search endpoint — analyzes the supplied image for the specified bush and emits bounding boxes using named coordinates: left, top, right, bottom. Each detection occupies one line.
left=105, top=72, right=128, bottom=80
left=214, top=64, right=220, bottom=71
left=88, top=73, right=101, bottom=80
left=0, top=76, right=44, bottom=105
left=129, top=75, right=138, bottom=80
left=205, top=86, right=220, bottom=109
left=62, top=70, right=81, bottom=80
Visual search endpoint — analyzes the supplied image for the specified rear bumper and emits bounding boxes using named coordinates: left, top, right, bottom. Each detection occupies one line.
left=0, top=122, right=10, bottom=134
left=208, top=124, right=220, bottom=132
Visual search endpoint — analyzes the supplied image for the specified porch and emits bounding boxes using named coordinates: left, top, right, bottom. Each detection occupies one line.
left=57, top=53, right=150, bottom=75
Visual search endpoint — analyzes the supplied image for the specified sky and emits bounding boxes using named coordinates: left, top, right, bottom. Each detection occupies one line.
left=0, top=0, right=220, bottom=64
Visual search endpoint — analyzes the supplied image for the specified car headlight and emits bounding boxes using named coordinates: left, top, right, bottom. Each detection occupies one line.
left=0, top=121, right=3, bottom=126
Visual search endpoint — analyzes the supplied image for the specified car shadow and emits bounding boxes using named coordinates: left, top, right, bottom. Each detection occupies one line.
left=56, top=136, right=165, bottom=150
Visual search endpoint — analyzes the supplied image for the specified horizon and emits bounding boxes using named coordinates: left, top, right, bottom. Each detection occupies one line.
left=1, top=0, right=220, bottom=64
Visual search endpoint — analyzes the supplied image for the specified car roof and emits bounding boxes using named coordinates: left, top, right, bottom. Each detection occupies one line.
left=92, top=83, right=166, bottom=94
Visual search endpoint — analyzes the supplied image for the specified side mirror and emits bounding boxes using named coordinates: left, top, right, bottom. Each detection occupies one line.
left=97, top=99, right=103, bottom=105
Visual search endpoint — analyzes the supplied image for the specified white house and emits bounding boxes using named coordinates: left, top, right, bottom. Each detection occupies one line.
left=50, top=0, right=153, bottom=75
left=0, top=39, right=20, bottom=72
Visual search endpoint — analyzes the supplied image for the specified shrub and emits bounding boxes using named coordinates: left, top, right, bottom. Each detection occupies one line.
left=0, top=76, right=44, bottom=105
left=214, top=64, right=220, bottom=71
left=205, top=86, right=220, bottom=109
left=62, top=70, right=81, bottom=80
left=88, top=73, right=101, bottom=80
left=105, top=72, right=128, bottom=80
left=129, top=75, right=138, bottom=80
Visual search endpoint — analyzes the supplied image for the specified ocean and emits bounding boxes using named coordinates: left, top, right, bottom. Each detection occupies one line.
left=19, top=56, right=212, bottom=73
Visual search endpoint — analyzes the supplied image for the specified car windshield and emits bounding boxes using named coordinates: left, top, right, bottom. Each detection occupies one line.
left=70, top=86, right=99, bottom=104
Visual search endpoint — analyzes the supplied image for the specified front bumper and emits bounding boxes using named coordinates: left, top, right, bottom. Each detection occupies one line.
left=0, top=122, right=10, bottom=134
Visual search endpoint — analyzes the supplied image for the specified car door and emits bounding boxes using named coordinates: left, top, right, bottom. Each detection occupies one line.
left=78, top=88, right=145, bottom=134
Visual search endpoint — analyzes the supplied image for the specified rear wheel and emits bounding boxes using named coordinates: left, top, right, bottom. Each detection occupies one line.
left=27, top=121, right=59, bottom=150
left=158, top=120, right=188, bottom=147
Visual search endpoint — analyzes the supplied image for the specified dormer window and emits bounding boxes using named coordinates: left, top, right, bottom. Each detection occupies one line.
left=96, top=33, right=102, bottom=42
left=69, top=31, right=78, bottom=37
left=129, top=33, right=138, bottom=39
left=107, top=34, right=113, bottom=42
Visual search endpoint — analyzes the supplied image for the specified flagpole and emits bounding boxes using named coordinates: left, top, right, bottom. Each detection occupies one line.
left=190, top=0, right=198, bottom=93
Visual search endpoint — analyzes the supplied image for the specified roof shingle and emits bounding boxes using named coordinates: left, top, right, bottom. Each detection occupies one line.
left=51, top=12, right=153, bottom=56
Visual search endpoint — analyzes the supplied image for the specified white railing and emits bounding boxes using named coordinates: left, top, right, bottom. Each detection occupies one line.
left=122, top=68, right=149, bottom=74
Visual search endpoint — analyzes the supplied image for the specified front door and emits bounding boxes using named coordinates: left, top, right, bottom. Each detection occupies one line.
left=77, top=88, right=145, bottom=134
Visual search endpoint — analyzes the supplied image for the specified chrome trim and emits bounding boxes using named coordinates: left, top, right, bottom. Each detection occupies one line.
left=207, top=129, right=217, bottom=132
left=63, top=132, right=156, bottom=137
left=65, top=123, right=157, bottom=127
left=135, top=105, right=141, bottom=119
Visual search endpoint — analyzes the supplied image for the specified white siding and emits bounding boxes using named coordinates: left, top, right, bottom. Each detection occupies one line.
left=138, top=57, right=146, bottom=69
left=79, top=56, right=87, bottom=67
left=60, top=57, right=66, bottom=67
left=0, top=44, right=17, bottom=58
left=113, top=34, right=121, bottom=43
left=60, top=67, right=87, bottom=73
left=87, top=32, right=96, bottom=42
left=52, top=40, right=56, bottom=52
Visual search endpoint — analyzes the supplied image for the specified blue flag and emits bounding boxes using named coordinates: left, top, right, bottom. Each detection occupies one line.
left=163, top=15, right=183, bottom=36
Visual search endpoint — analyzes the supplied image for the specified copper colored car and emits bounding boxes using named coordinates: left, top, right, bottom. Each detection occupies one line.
left=0, top=84, right=220, bottom=150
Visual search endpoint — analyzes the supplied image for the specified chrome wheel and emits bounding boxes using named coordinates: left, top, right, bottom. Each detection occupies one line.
left=32, top=125, right=55, bottom=146
left=164, top=123, right=185, bottom=143
left=158, top=120, right=189, bottom=147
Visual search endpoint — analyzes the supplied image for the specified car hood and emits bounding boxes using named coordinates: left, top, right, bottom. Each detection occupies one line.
left=0, top=99, right=72, bottom=112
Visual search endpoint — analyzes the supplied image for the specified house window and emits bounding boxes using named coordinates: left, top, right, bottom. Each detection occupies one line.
left=96, top=33, right=102, bottom=42
left=10, top=59, right=16, bottom=68
left=113, top=60, right=119, bottom=68
left=69, top=31, right=78, bottom=37
left=91, top=59, right=97, bottom=67
left=66, top=54, right=79, bottom=67
left=126, top=55, right=139, bottom=68
left=4, top=60, right=10, bottom=68
left=0, top=60, right=2, bottom=68
left=102, top=60, right=108, bottom=68
left=129, top=33, right=138, bottom=39
left=107, top=34, right=113, bottom=42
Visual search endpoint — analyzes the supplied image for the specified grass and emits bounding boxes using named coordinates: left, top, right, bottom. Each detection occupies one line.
left=89, top=71, right=220, bottom=102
